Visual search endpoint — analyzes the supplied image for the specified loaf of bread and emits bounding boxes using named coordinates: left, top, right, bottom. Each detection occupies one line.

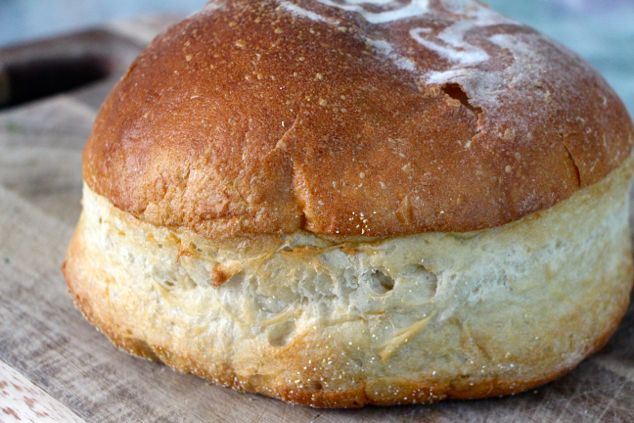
left=63, top=0, right=634, bottom=407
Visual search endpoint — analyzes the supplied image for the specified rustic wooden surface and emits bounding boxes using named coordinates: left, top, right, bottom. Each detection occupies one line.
left=1, top=14, right=633, bottom=423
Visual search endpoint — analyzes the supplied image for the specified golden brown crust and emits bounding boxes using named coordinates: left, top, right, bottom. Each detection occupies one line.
left=83, top=0, right=634, bottom=238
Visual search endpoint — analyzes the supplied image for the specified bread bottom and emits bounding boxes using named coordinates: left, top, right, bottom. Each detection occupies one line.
left=63, top=160, right=634, bottom=408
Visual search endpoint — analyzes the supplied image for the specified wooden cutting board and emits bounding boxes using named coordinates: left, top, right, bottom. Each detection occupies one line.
left=1, top=15, right=633, bottom=423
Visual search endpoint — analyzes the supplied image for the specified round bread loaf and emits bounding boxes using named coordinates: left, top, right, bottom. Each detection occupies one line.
left=64, top=0, right=634, bottom=408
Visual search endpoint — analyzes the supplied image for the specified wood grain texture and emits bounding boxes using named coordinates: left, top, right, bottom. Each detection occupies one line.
left=0, top=13, right=633, bottom=423
left=0, top=361, right=85, bottom=423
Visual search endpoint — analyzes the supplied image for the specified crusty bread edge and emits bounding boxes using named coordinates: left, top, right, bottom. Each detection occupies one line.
left=62, top=233, right=631, bottom=408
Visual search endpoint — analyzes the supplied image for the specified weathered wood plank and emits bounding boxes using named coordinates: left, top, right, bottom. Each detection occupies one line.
left=0, top=360, right=85, bottom=423
left=0, top=96, right=93, bottom=224
left=0, top=146, right=82, bottom=225
left=0, top=96, right=96, bottom=149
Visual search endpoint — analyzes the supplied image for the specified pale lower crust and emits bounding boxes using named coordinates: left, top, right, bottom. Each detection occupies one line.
left=63, top=245, right=628, bottom=408
left=62, top=161, right=634, bottom=408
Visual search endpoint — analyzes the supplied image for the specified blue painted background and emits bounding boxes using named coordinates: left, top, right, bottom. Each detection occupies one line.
left=1, top=0, right=632, bottom=113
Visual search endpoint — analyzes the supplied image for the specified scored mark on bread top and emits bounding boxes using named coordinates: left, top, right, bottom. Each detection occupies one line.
left=276, top=0, right=516, bottom=82
left=317, top=0, right=431, bottom=24
left=268, top=0, right=555, bottom=128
